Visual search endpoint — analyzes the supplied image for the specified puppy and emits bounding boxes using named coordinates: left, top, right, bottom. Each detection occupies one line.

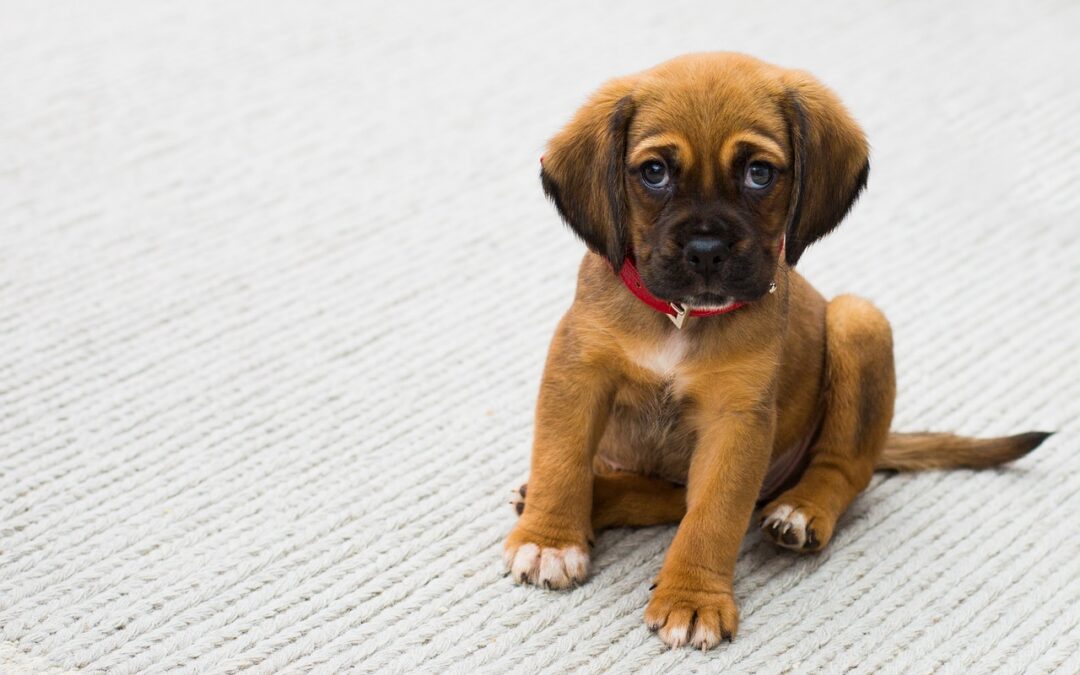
left=505, top=52, right=1050, bottom=650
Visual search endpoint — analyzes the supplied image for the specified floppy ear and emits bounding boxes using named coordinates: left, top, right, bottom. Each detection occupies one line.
left=781, top=72, right=870, bottom=266
left=540, top=77, right=636, bottom=271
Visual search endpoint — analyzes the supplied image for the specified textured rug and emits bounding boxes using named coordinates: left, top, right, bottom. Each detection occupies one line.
left=2, top=1, right=1078, bottom=673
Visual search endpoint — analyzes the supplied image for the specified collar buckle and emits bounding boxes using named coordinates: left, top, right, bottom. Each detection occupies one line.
left=668, top=302, right=689, bottom=329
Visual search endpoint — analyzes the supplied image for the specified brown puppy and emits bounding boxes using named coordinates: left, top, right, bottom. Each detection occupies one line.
left=504, top=53, right=1050, bottom=650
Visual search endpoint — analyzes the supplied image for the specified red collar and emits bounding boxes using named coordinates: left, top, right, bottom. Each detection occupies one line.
left=616, top=237, right=783, bottom=329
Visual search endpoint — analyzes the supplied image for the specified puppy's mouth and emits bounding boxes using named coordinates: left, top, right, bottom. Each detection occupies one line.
left=639, top=271, right=766, bottom=308
left=680, top=291, right=738, bottom=309
left=642, top=270, right=774, bottom=307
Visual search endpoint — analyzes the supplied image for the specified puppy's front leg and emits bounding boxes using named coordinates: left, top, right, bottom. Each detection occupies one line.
left=646, top=403, right=775, bottom=649
left=504, top=329, right=615, bottom=589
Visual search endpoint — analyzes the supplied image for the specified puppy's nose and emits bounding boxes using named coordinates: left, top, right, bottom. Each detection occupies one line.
left=683, top=237, right=730, bottom=275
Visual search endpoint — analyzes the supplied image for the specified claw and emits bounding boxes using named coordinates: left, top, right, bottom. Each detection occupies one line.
left=768, top=520, right=782, bottom=539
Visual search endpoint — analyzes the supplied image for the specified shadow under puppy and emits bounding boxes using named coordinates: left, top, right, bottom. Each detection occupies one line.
left=505, top=52, right=1050, bottom=650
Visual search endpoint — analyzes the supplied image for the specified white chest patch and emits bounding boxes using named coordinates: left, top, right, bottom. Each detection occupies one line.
left=632, top=333, right=689, bottom=378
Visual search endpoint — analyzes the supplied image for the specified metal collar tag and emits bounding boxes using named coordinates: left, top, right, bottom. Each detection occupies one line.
left=668, top=303, right=689, bottom=329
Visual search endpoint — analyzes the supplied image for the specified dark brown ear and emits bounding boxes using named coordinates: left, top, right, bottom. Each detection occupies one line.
left=540, top=77, right=636, bottom=270
left=781, top=72, right=870, bottom=266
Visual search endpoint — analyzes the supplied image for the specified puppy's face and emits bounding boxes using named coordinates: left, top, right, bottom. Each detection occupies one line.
left=621, top=66, right=795, bottom=305
left=541, top=53, right=870, bottom=306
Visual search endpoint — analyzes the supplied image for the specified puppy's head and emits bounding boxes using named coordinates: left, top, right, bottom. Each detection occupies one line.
left=541, top=53, right=869, bottom=306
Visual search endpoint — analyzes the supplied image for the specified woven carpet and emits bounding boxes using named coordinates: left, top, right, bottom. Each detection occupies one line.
left=2, top=1, right=1078, bottom=673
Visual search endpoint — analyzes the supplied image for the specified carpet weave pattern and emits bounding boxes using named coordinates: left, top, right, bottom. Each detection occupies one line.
left=1, top=2, right=1078, bottom=672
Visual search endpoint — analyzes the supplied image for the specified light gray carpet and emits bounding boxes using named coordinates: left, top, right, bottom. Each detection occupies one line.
left=2, top=1, right=1078, bottom=673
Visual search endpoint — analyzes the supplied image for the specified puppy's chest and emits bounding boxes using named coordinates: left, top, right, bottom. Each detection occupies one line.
left=629, top=333, right=694, bottom=393
left=604, top=334, right=700, bottom=481
left=621, top=333, right=697, bottom=432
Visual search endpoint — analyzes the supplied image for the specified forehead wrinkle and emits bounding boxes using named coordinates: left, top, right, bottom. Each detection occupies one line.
left=699, top=142, right=715, bottom=195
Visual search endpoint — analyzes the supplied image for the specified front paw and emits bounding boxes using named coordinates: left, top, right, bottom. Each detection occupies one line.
left=504, top=523, right=589, bottom=589
left=644, top=580, right=738, bottom=650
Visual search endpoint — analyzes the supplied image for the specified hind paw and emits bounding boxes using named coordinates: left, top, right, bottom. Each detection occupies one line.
left=509, top=483, right=527, bottom=516
left=760, top=501, right=833, bottom=552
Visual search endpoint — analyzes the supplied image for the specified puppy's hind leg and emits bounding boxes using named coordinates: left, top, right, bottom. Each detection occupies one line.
left=761, top=294, right=896, bottom=552
left=512, top=471, right=687, bottom=531
left=591, top=472, right=687, bottom=529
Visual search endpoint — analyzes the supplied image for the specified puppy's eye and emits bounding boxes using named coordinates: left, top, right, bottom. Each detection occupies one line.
left=641, top=160, right=670, bottom=188
left=744, top=161, right=774, bottom=189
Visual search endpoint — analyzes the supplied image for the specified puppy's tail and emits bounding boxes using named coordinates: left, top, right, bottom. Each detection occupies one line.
left=876, top=431, right=1053, bottom=471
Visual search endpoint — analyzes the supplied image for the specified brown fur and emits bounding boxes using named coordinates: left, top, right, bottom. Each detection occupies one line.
left=878, top=431, right=1051, bottom=471
left=504, top=53, right=1050, bottom=650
